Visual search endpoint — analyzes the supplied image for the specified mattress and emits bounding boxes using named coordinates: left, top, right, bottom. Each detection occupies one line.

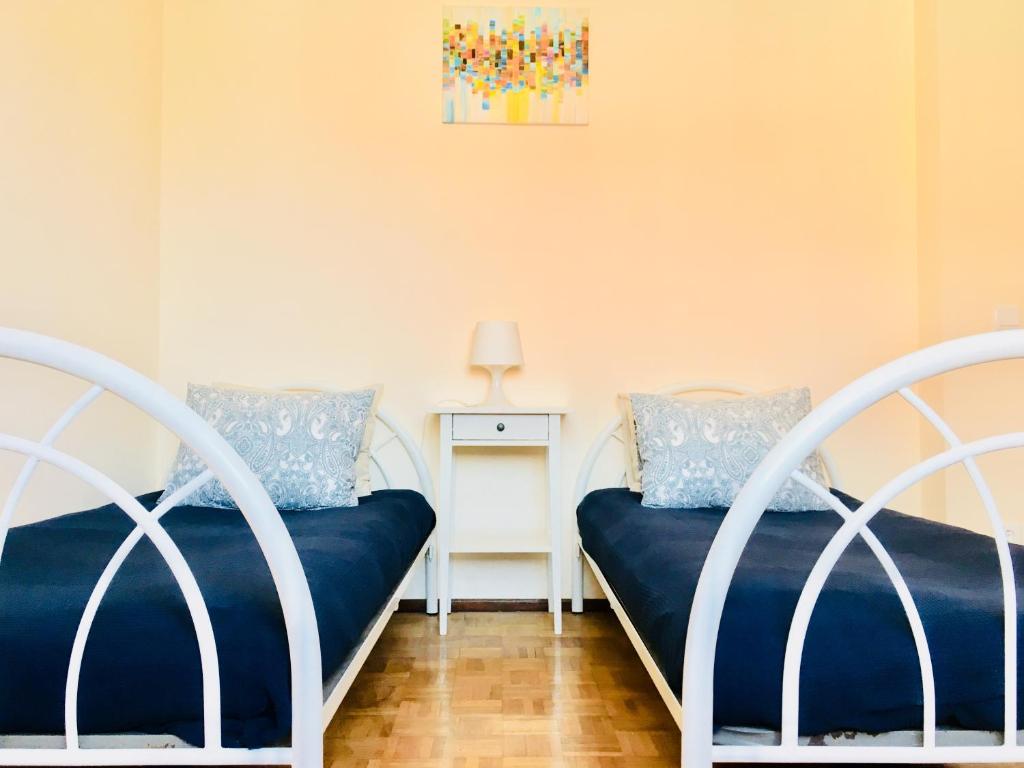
left=0, top=490, right=435, bottom=748
left=577, top=487, right=1024, bottom=736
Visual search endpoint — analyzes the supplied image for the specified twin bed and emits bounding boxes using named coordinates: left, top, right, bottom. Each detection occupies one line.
left=3, top=327, right=1024, bottom=768
left=572, top=332, right=1024, bottom=766
left=0, top=329, right=435, bottom=768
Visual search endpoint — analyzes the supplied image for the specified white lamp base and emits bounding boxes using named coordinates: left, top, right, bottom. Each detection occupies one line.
left=478, top=365, right=514, bottom=407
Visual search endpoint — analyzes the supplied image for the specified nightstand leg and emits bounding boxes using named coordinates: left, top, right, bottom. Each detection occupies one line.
left=439, top=414, right=453, bottom=635
left=448, top=559, right=454, bottom=614
left=548, top=414, right=562, bottom=634
left=548, top=554, right=555, bottom=613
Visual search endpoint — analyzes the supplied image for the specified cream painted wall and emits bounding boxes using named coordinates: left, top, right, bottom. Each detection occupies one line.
left=12, top=0, right=1018, bottom=601
left=0, top=1, right=163, bottom=522
left=158, top=0, right=921, bottom=599
left=916, top=0, right=1024, bottom=533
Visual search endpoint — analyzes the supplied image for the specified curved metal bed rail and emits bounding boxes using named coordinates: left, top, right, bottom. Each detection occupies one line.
left=0, top=328, right=322, bottom=768
left=682, top=329, right=1024, bottom=767
left=371, top=409, right=435, bottom=506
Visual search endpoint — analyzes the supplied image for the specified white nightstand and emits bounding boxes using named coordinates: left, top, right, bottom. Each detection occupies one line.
left=433, top=406, right=567, bottom=635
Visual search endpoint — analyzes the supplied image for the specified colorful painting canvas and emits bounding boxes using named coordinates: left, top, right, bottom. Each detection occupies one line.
left=442, top=6, right=589, bottom=125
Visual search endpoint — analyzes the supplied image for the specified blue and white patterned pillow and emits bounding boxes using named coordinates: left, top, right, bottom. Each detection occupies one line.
left=159, top=383, right=376, bottom=510
left=629, top=388, right=830, bottom=512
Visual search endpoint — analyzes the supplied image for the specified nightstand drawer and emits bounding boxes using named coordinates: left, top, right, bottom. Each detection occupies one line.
left=451, top=413, right=548, bottom=441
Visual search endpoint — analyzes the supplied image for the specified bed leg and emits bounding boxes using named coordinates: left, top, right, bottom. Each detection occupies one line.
left=291, top=668, right=324, bottom=768
left=425, top=535, right=438, bottom=614
left=571, top=542, right=584, bottom=613
left=292, top=735, right=323, bottom=768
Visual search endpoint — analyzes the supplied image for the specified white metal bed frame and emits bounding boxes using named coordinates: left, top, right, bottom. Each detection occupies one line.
left=0, top=328, right=438, bottom=768
left=571, top=330, right=1024, bottom=766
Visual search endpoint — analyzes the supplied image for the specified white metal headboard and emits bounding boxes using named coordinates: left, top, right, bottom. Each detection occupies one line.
left=369, top=410, right=434, bottom=505
left=573, top=380, right=842, bottom=507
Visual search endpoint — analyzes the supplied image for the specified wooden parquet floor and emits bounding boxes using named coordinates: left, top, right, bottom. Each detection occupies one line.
left=324, top=611, right=680, bottom=767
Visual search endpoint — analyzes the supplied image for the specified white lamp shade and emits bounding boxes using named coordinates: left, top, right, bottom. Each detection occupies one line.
left=470, top=321, right=524, bottom=367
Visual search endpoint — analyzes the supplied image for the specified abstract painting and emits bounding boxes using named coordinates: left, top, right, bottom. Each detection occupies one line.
left=442, top=6, right=589, bottom=125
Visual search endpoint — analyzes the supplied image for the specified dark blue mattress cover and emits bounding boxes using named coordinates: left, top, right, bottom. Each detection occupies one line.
left=0, top=490, right=434, bottom=748
left=578, top=487, right=1024, bottom=735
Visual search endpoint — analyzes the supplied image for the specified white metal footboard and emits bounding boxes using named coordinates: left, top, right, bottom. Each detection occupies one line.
left=683, top=330, right=1024, bottom=767
left=0, top=329, right=323, bottom=768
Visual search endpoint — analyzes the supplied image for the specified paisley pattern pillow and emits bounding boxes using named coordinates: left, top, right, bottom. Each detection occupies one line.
left=213, top=381, right=381, bottom=498
left=159, top=384, right=376, bottom=510
left=630, top=388, right=829, bottom=512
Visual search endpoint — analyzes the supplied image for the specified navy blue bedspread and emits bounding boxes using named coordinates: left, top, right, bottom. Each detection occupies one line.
left=0, top=490, right=434, bottom=748
left=578, top=487, right=1024, bottom=735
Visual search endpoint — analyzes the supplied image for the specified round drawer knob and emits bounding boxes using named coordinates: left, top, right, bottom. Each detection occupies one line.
left=496, top=422, right=506, bottom=432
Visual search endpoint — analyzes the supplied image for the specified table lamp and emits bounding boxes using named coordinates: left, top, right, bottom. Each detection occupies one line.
left=470, top=321, right=523, bottom=407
